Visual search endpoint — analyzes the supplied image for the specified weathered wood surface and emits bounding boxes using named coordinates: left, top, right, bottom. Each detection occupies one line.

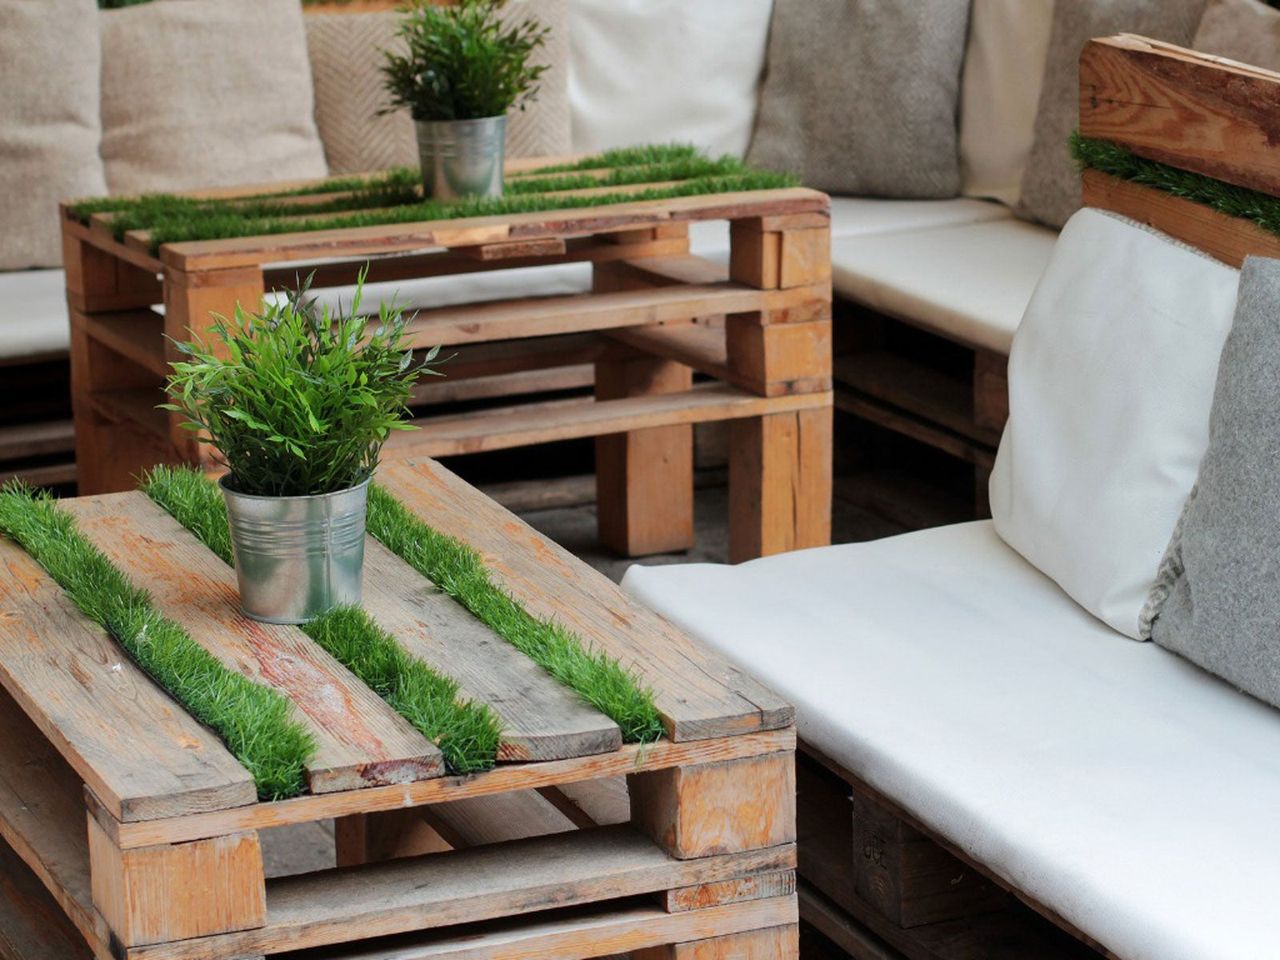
left=361, top=539, right=622, bottom=762
left=635, top=924, right=800, bottom=960
left=1082, top=169, right=1280, bottom=268
left=1079, top=35, right=1280, bottom=197
left=665, top=872, right=797, bottom=913
left=60, top=492, right=445, bottom=794
left=124, top=827, right=796, bottom=960
left=0, top=536, right=255, bottom=822
left=0, top=838, right=97, bottom=960
left=378, top=458, right=795, bottom=741
left=96, top=729, right=795, bottom=851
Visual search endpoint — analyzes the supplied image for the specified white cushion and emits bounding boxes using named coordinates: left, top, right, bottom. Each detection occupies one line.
left=568, top=0, right=773, bottom=158
left=957, top=0, right=1054, bottom=207
left=990, top=210, right=1240, bottom=639
left=830, top=218, right=1058, bottom=354
left=623, top=521, right=1280, bottom=960
left=0, top=269, right=69, bottom=360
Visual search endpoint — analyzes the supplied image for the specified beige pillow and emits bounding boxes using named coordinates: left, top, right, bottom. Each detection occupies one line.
left=0, top=0, right=108, bottom=269
left=1193, top=0, right=1280, bottom=72
left=958, top=0, right=1055, bottom=207
left=307, top=1, right=570, bottom=176
left=100, top=0, right=329, bottom=195
left=1018, top=0, right=1208, bottom=229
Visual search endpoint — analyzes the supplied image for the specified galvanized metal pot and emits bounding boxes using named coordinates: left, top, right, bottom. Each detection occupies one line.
left=220, top=476, right=369, bottom=624
left=416, top=114, right=507, bottom=200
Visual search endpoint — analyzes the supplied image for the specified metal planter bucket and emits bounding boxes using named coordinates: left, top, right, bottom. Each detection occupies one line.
left=220, top=476, right=369, bottom=624
left=416, top=114, right=507, bottom=201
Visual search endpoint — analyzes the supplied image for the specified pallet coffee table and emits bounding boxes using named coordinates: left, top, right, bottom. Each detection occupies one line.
left=0, top=457, right=798, bottom=960
left=60, top=161, right=834, bottom=562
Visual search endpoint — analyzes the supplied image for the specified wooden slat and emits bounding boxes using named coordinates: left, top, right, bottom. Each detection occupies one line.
left=97, top=729, right=795, bottom=851
left=59, top=215, right=163, bottom=277
left=1082, top=170, right=1280, bottom=268
left=388, top=384, right=829, bottom=459
left=0, top=461, right=78, bottom=490
left=400, top=281, right=828, bottom=349
left=378, top=458, right=795, bottom=741
left=0, top=836, right=96, bottom=960
left=360, top=539, right=623, bottom=762
left=413, top=364, right=594, bottom=407
left=78, top=311, right=167, bottom=378
left=124, top=826, right=796, bottom=960
left=0, top=539, right=255, bottom=821
left=0, top=419, right=75, bottom=461
left=1079, top=35, right=1280, bottom=197
left=60, top=493, right=445, bottom=795
left=834, top=391, right=996, bottom=471
left=610, top=324, right=730, bottom=382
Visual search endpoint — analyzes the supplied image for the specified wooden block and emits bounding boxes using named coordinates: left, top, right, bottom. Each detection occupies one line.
left=728, top=407, right=832, bottom=562
left=664, top=871, right=797, bottom=913
left=729, top=219, right=781, bottom=290
left=779, top=228, right=831, bottom=289
left=334, top=809, right=452, bottom=867
left=726, top=316, right=832, bottom=397
left=972, top=349, right=1008, bottom=434
left=62, top=231, right=161, bottom=314
left=635, top=923, right=799, bottom=959
left=87, top=817, right=265, bottom=947
left=629, top=754, right=796, bottom=860
left=1079, top=35, right=1280, bottom=197
left=458, top=237, right=567, bottom=261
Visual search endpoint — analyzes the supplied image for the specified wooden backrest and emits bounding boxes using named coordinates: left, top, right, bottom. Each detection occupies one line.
left=1079, top=34, right=1280, bottom=267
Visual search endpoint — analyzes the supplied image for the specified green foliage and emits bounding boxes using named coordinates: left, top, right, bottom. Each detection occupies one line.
left=0, top=482, right=315, bottom=800
left=163, top=270, right=441, bottom=498
left=1072, top=133, right=1280, bottom=239
left=143, top=467, right=504, bottom=774
left=367, top=485, right=665, bottom=744
left=382, top=0, right=550, bottom=122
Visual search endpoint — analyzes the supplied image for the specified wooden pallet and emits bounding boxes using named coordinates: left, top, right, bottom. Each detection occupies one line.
left=0, top=457, right=798, bottom=960
left=60, top=167, right=834, bottom=562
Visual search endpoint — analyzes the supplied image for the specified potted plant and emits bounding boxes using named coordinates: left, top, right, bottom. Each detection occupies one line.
left=164, top=270, right=441, bottom=624
left=382, top=0, right=550, bottom=200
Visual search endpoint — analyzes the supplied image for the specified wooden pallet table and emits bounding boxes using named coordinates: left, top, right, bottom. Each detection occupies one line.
left=60, top=162, right=834, bottom=562
left=0, top=456, right=798, bottom=960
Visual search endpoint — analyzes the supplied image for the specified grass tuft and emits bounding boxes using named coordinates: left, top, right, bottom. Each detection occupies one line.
left=1072, top=132, right=1280, bottom=239
left=366, top=485, right=665, bottom=744
left=143, top=467, right=503, bottom=774
left=0, top=481, right=314, bottom=800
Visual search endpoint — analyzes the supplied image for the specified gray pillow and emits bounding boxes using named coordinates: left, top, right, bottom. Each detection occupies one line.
left=1018, top=0, right=1207, bottom=229
left=1143, top=257, right=1280, bottom=709
left=746, top=0, right=970, bottom=199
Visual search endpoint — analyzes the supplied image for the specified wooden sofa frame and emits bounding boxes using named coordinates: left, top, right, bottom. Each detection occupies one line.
left=801, top=36, right=1280, bottom=960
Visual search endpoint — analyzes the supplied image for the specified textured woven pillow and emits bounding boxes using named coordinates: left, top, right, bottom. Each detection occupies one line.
left=307, top=1, right=570, bottom=175
left=1193, top=0, right=1280, bottom=72
left=1144, top=258, right=1280, bottom=707
left=0, top=0, right=108, bottom=269
left=100, top=0, right=329, bottom=195
left=1018, top=0, right=1207, bottom=228
left=747, top=0, right=971, bottom=198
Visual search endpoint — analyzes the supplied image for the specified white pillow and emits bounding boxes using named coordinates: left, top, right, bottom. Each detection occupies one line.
left=989, top=210, right=1240, bottom=639
left=568, top=0, right=773, bottom=158
left=957, top=0, right=1054, bottom=207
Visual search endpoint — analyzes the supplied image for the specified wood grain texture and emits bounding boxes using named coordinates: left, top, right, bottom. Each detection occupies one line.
left=0, top=537, right=255, bottom=821
left=665, top=872, right=797, bottom=913
left=377, top=458, right=795, bottom=742
left=726, top=316, right=833, bottom=397
left=361, top=538, right=622, bottom=762
left=1079, top=35, right=1280, bottom=197
left=60, top=492, right=445, bottom=794
left=635, top=923, right=799, bottom=960
left=124, top=827, right=797, bottom=960
left=0, top=838, right=96, bottom=960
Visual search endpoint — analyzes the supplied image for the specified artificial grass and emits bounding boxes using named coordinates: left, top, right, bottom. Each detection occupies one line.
left=366, top=485, right=665, bottom=744
left=1072, top=133, right=1280, bottom=239
left=142, top=466, right=503, bottom=774
left=0, top=482, right=315, bottom=800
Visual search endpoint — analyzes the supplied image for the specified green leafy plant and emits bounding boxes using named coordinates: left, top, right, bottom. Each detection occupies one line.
left=164, top=269, right=442, bottom=498
left=382, top=0, right=550, bottom=122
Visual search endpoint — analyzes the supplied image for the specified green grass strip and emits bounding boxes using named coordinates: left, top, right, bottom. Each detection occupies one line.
left=142, top=466, right=503, bottom=775
left=1072, top=132, right=1280, bottom=239
left=366, top=485, right=665, bottom=744
left=0, top=482, right=315, bottom=800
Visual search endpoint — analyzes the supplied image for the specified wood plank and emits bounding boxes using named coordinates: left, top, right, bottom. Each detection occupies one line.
left=0, top=837, right=96, bottom=960
left=60, top=493, right=445, bottom=795
left=400, top=281, right=828, bottom=349
left=360, top=538, right=623, bottom=762
left=420, top=790, right=577, bottom=848
left=378, top=458, right=796, bottom=741
left=125, top=827, right=797, bottom=959
left=665, top=872, right=797, bottom=913
left=609, top=323, right=730, bottom=383
left=78, top=310, right=167, bottom=378
left=0, top=461, right=78, bottom=490
left=1079, top=35, right=1280, bottom=197
left=412, top=364, right=594, bottom=407
left=59, top=216, right=163, bottom=280
left=95, top=728, right=795, bottom=852
left=799, top=883, right=904, bottom=960
left=0, top=538, right=255, bottom=821
left=268, top=896, right=798, bottom=960
left=1081, top=170, right=1280, bottom=268
left=834, top=391, right=996, bottom=471
left=635, top=924, right=798, bottom=959
left=0, top=419, right=75, bottom=461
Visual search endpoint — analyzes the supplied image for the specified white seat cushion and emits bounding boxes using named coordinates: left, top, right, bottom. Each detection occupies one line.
left=831, top=218, right=1057, bottom=354
left=0, top=269, right=69, bottom=360
left=623, top=522, right=1280, bottom=960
